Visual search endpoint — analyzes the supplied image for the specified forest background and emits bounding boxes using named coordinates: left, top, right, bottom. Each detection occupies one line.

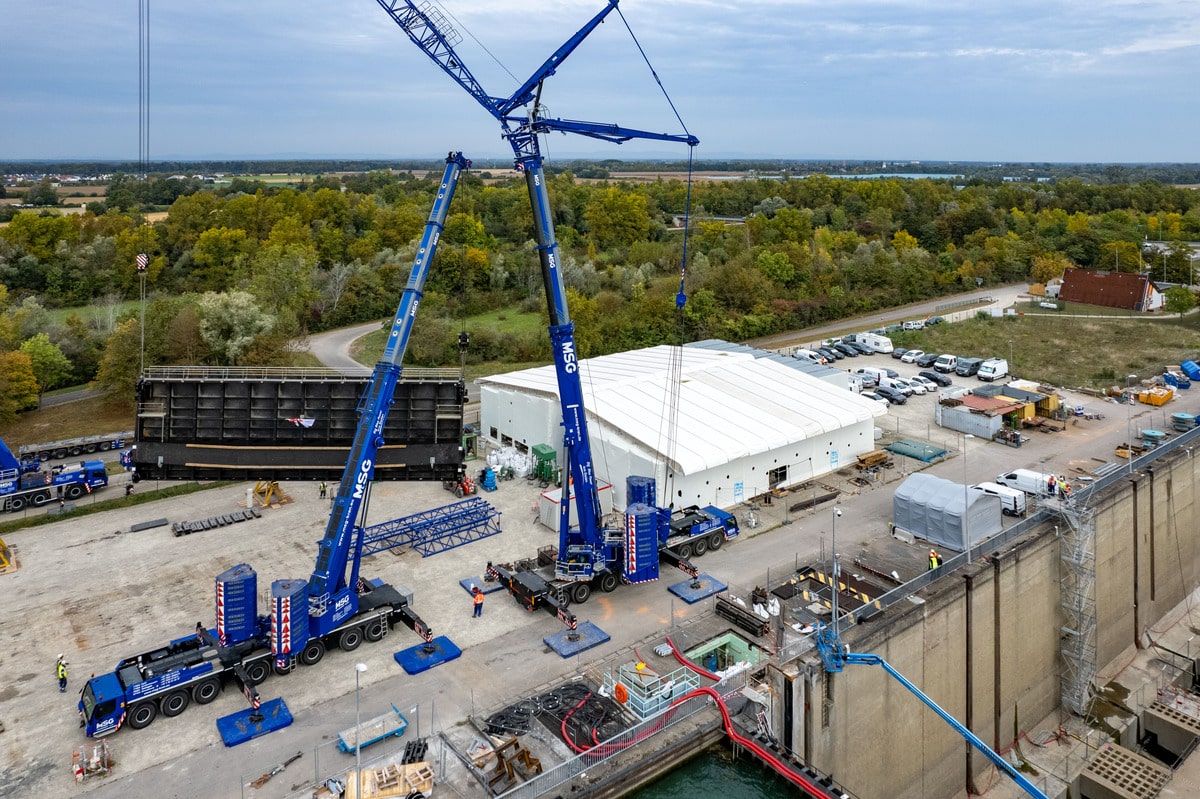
left=1, top=162, right=1198, bottom=425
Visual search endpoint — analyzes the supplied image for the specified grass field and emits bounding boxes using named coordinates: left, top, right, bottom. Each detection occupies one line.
left=351, top=310, right=546, bottom=378
left=0, top=395, right=134, bottom=448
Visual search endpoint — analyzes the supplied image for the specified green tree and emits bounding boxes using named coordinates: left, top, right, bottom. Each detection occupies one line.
left=24, top=178, right=60, bottom=206
left=0, top=350, right=39, bottom=421
left=197, top=291, right=275, bottom=365
left=19, top=333, right=72, bottom=406
left=1163, top=286, right=1196, bottom=318
left=584, top=187, right=651, bottom=250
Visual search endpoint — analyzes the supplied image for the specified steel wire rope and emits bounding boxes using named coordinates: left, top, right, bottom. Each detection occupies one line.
left=426, top=1, right=520, bottom=85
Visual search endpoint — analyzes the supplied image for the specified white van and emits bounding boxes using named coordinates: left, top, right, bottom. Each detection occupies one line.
left=995, top=468, right=1056, bottom=497
left=793, top=348, right=827, bottom=365
left=934, top=354, right=958, bottom=373
left=977, top=358, right=1008, bottom=382
left=971, top=481, right=1027, bottom=516
left=878, top=376, right=914, bottom=395
left=857, top=366, right=890, bottom=385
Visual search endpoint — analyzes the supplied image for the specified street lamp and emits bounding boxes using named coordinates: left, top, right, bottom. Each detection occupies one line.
left=1126, top=375, right=1138, bottom=474
left=1008, top=340, right=1013, bottom=375
left=962, top=434, right=974, bottom=563
left=355, top=662, right=368, bottom=794
left=831, top=507, right=843, bottom=639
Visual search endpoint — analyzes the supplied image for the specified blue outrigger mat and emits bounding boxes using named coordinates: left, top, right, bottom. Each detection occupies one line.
left=216, top=697, right=292, bottom=746
left=394, top=635, right=462, bottom=674
left=668, top=573, right=727, bottom=603
left=459, top=576, right=505, bottom=594
left=545, top=621, right=610, bottom=657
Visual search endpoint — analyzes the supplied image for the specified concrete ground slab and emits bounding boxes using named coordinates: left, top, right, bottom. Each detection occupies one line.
left=215, top=698, right=293, bottom=747
left=668, top=574, right=728, bottom=603
left=392, top=636, right=462, bottom=674
left=545, top=621, right=611, bottom=657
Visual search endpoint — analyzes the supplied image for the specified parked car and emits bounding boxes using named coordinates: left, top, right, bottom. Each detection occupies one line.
left=847, top=341, right=873, bottom=355
left=793, top=348, right=827, bottom=365
left=891, top=347, right=909, bottom=360
left=882, top=367, right=899, bottom=379
left=934, top=354, right=958, bottom=373
left=920, top=369, right=953, bottom=387
left=902, top=378, right=927, bottom=395
left=909, top=375, right=937, bottom=393
left=817, top=346, right=844, bottom=361
left=915, top=352, right=940, bottom=368
left=874, top=385, right=908, bottom=405
left=860, top=390, right=889, bottom=405
left=879, top=376, right=914, bottom=396
left=926, top=315, right=944, bottom=325
left=900, top=349, right=924, bottom=364
left=884, top=324, right=903, bottom=334
left=833, top=343, right=860, bottom=358
left=902, top=319, right=925, bottom=330
left=956, top=357, right=984, bottom=377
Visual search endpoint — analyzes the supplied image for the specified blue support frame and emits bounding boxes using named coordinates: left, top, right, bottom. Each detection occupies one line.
left=361, top=498, right=502, bottom=557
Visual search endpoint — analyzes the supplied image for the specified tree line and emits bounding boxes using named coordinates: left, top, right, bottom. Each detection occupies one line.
left=0, top=166, right=1198, bottom=421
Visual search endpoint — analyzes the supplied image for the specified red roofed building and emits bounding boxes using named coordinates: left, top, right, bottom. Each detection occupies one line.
left=1057, top=267, right=1163, bottom=312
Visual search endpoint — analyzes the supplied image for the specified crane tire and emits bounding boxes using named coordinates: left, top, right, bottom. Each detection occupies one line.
left=31, top=491, right=51, bottom=507
left=364, top=620, right=387, bottom=642
left=596, top=573, right=619, bottom=593
left=299, top=639, right=326, bottom=666
left=570, top=582, right=591, bottom=605
left=66, top=484, right=84, bottom=499
left=245, top=660, right=270, bottom=685
left=7, top=496, right=25, bottom=512
left=339, top=627, right=363, bottom=652
left=708, top=532, right=725, bottom=551
left=192, top=678, right=221, bottom=704
left=693, top=537, right=709, bottom=557
left=676, top=543, right=693, bottom=560
left=128, top=701, right=157, bottom=730
left=161, top=689, right=189, bottom=717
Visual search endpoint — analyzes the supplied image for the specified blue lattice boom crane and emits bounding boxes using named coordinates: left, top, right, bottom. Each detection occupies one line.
left=377, top=1, right=735, bottom=615
left=78, top=154, right=471, bottom=738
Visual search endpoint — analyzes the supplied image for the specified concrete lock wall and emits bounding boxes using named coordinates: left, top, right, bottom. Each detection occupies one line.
left=784, top=447, right=1200, bottom=799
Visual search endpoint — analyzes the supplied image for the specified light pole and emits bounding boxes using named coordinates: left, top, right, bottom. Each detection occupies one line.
left=1126, top=375, right=1138, bottom=474
left=963, top=433, right=974, bottom=562
left=831, top=506, right=842, bottom=639
left=1008, top=340, right=1013, bottom=375
left=354, top=662, right=368, bottom=794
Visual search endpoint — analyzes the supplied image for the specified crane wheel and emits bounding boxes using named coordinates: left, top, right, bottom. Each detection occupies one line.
left=676, top=543, right=693, bottom=560
left=693, top=537, right=709, bottom=556
left=161, top=689, right=189, bottom=717
left=7, top=497, right=25, bottom=512
left=364, top=620, right=387, bottom=642
left=299, top=639, right=326, bottom=666
left=127, top=701, right=157, bottom=730
left=31, top=491, right=51, bottom=507
left=66, top=484, right=84, bottom=500
left=245, top=661, right=270, bottom=685
left=571, top=582, right=592, bottom=605
left=708, top=532, right=725, bottom=551
left=192, top=678, right=221, bottom=704
left=338, top=627, right=363, bottom=651
left=596, top=573, right=619, bottom=593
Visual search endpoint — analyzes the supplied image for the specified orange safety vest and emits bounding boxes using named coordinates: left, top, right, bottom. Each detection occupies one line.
left=473, top=592, right=484, bottom=606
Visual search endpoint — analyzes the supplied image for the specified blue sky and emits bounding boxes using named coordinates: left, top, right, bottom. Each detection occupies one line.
left=2, top=1, right=1197, bottom=164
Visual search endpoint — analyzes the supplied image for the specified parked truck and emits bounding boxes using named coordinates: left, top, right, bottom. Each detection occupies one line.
left=1, top=437, right=108, bottom=512
left=18, top=430, right=132, bottom=463
left=78, top=153, right=472, bottom=738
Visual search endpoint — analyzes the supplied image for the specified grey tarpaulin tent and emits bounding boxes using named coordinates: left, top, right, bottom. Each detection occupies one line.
left=892, top=472, right=1001, bottom=552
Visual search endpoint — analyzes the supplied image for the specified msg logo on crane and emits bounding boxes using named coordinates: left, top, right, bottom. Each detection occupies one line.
left=560, top=341, right=578, bottom=374
left=352, top=460, right=372, bottom=500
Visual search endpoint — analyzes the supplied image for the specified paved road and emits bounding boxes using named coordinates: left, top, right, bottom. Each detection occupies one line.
left=303, top=321, right=380, bottom=373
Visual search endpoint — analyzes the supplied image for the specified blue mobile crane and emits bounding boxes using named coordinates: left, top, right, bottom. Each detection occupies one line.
left=78, top=154, right=470, bottom=737
left=0, top=436, right=108, bottom=512
left=378, top=1, right=732, bottom=613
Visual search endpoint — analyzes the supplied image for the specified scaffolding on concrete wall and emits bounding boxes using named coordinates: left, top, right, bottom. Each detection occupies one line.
left=1059, top=501, right=1098, bottom=716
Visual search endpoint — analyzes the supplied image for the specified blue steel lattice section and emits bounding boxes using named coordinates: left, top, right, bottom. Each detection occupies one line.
left=362, top=498, right=502, bottom=557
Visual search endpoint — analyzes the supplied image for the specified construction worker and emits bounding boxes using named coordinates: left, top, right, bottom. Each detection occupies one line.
left=57, top=654, right=68, bottom=692
left=318, top=481, right=328, bottom=499
left=472, top=586, right=484, bottom=618
left=928, top=549, right=941, bottom=571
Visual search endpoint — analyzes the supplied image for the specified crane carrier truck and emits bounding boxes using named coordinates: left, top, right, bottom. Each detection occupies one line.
left=79, top=153, right=470, bottom=737
left=0, top=437, right=108, bottom=512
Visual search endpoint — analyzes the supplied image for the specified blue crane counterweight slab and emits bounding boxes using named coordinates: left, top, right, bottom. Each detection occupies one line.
left=669, top=574, right=727, bottom=604
left=394, top=636, right=462, bottom=675
left=545, top=621, right=610, bottom=657
left=216, top=697, right=292, bottom=746
left=459, top=577, right=504, bottom=594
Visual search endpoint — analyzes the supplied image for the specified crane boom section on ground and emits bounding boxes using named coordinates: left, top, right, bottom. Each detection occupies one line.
left=308, top=152, right=470, bottom=632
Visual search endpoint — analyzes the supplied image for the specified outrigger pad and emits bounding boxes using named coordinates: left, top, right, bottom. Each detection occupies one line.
left=669, top=573, right=727, bottom=604
left=394, top=635, right=462, bottom=674
left=459, top=576, right=504, bottom=594
left=216, top=697, right=292, bottom=746
left=545, top=621, right=610, bottom=658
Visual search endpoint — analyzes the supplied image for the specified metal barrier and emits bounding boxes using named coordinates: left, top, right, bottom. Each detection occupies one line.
left=848, top=423, right=1200, bottom=623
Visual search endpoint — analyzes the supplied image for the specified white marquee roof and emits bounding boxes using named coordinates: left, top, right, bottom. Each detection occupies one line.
left=479, top=345, right=885, bottom=474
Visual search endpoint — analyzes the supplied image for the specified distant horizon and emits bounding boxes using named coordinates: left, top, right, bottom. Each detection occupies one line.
left=3, top=2, right=1197, bottom=164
